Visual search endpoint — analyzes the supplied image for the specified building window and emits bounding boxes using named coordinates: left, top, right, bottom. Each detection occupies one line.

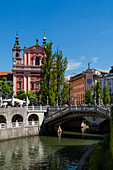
left=109, top=81, right=111, bottom=86
left=87, top=79, right=92, bottom=88
left=35, top=57, right=39, bottom=65
left=104, top=80, right=105, bottom=85
left=31, top=82, right=34, bottom=90
left=100, top=80, right=102, bottom=86
left=36, top=83, right=39, bottom=89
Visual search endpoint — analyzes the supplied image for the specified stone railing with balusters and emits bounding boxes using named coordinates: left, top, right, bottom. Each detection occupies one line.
left=0, top=123, right=7, bottom=129
left=28, top=121, right=39, bottom=126
left=0, top=120, right=39, bottom=130
left=47, top=106, right=66, bottom=111
left=96, top=106, right=110, bottom=116
left=27, top=106, right=47, bottom=111
left=44, top=105, right=111, bottom=124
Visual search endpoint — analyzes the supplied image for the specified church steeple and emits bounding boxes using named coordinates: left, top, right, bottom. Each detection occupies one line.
left=24, top=42, right=26, bottom=48
left=36, top=38, right=39, bottom=45
left=12, top=31, right=21, bottom=62
left=13, top=30, right=21, bottom=49
left=43, top=31, right=46, bottom=46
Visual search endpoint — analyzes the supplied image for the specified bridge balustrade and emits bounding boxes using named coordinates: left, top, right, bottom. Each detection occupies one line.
left=27, top=106, right=47, bottom=111
left=0, top=123, right=7, bottom=129
left=44, top=105, right=111, bottom=124
left=96, top=106, right=110, bottom=115
left=28, top=121, right=39, bottom=126
left=11, top=121, right=23, bottom=128
left=47, top=106, right=66, bottom=111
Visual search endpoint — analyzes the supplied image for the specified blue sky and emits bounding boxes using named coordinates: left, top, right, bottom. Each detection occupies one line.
left=0, top=0, right=113, bottom=76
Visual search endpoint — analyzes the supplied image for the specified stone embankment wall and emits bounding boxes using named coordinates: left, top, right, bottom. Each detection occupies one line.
left=0, top=106, right=45, bottom=141
left=0, top=126, right=39, bottom=141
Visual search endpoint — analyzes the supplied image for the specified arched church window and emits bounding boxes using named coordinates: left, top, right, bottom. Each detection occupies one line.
left=16, top=52, right=19, bottom=57
left=35, top=57, right=39, bottom=65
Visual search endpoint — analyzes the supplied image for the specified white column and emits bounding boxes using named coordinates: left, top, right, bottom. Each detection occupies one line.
left=28, top=53, right=30, bottom=65
left=33, top=57, right=35, bottom=66
left=13, top=75, right=16, bottom=95
left=39, top=57, right=41, bottom=65
left=24, top=53, right=26, bottom=65
left=28, top=76, right=30, bottom=91
left=24, top=76, right=26, bottom=92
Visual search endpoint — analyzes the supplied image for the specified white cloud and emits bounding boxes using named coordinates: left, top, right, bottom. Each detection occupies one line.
left=92, top=57, right=98, bottom=63
left=67, top=60, right=82, bottom=71
left=80, top=56, right=85, bottom=60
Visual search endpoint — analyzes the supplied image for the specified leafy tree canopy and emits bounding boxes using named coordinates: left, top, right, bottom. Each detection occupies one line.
left=40, top=42, right=69, bottom=106
left=93, top=81, right=103, bottom=105
left=103, top=85, right=110, bottom=105
left=26, top=91, right=38, bottom=104
left=16, top=90, right=26, bottom=100
left=85, top=88, right=93, bottom=104
left=0, top=77, right=14, bottom=98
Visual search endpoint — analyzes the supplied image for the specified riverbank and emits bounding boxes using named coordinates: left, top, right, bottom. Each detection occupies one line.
left=82, top=134, right=113, bottom=170
left=77, top=142, right=100, bottom=170
left=62, top=131, right=104, bottom=138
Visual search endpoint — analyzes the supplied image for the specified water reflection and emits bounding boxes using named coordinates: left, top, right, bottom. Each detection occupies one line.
left=0, top=135, right=99, bottom=169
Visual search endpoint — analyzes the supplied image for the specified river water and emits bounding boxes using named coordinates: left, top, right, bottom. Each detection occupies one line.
left=0, top=133, right=101, bottom=170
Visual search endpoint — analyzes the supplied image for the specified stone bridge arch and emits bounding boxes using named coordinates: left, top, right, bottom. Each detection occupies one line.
left=0, top=115, right=6, bottom=123
left=28, top=114, right=39, bottom=121
left=11, top=114, right=23, bottom=122
left=27, top=112, right=44, bottom=126
left=44, top=106, right=111, bottom=133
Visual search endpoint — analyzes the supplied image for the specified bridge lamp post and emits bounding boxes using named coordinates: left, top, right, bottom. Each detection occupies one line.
left=75, top=95, right=77, bottom=106
left=60, top=95, right=62, bottom=106
left=98, top=94, right=100, bottom=106
left=94, top=91, right=96, bottom=105
left=0, top=96, right=2, bottom=107
left=101, top=99, right=103, bottom=105
left=47, top=96, right=49, bottom=105
left=56, top=96, right=58, bottom=107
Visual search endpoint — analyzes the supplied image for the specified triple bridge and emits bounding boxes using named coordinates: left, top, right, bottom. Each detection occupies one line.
left=44, top=105, right=111, bottom=133
left=0, top=105, right=111, bottom=136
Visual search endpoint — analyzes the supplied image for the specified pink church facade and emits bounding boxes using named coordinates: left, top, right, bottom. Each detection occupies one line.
left=12, top=32, right=46, bottom=95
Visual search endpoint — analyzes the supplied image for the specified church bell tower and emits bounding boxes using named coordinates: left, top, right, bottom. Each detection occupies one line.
left=12, top=31, right=21, bottom=65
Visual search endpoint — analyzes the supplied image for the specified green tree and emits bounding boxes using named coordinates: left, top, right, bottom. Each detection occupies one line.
left=40, top=43, right=69, bottom=106
left=0, top=77, right=14, bottom=98
left=103, top=85, right=110, bottom=105
left=61, top=79, right=69, bottom=105
left=26, top=91, right=37, bottom=104
left=40, top=42, right=56, bottom=106
left=49, top=66, right=57, bottom=106
left=110, top=106, right=113, bottom=158
left=16, top=90, right=26, bottom=100
left=85, top=88, right=93, bottom=104
left=54, top=49, right=68, bottom=104
left=93, top=81, right=103, bottom=105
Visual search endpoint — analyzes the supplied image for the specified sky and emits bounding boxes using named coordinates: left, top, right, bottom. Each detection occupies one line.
left=0, top=0, right=113, bottom=76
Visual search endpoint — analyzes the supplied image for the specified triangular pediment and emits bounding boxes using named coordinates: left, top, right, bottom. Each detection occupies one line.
left=23, top=44, right=45, bottom=53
